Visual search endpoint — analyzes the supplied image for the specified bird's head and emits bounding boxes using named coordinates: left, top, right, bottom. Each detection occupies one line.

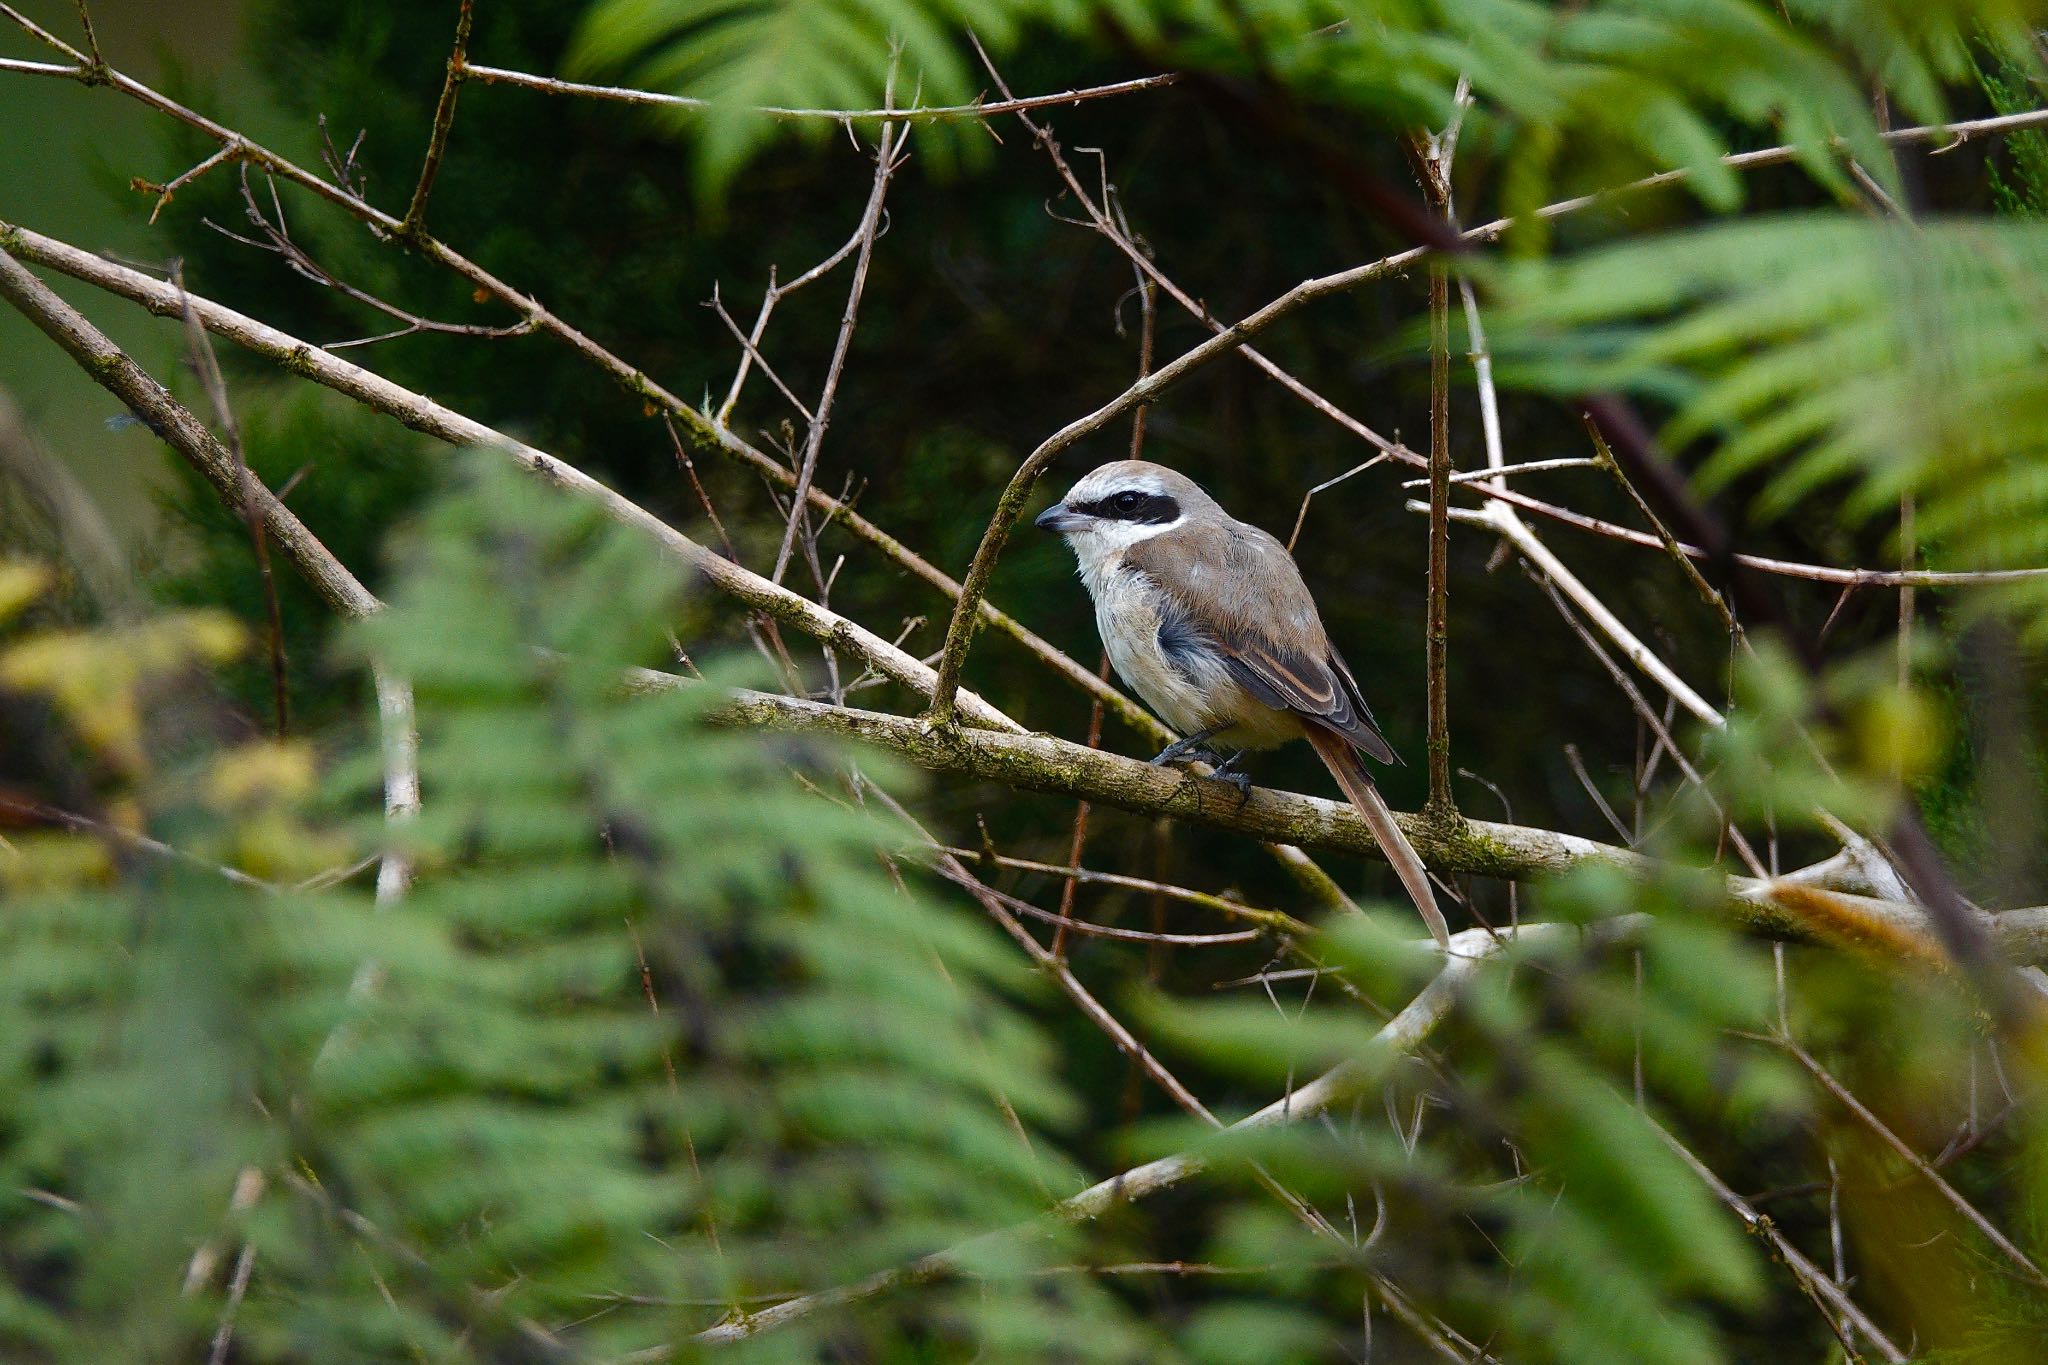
left=1033, top=461, right=1218, bottom=557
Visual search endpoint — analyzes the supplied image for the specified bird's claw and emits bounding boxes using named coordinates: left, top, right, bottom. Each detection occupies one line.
left=1148, top=726, right=1225, bottom=768
left=1210, top=750, right=1254, bottom=809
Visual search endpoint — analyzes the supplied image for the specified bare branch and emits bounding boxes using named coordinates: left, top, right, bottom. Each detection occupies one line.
left=665, top=926, right=1515, bottom=1352
left=937, top=845, right=1310, bottom=935
left=1414, top=105, right=1461, bottom=818
left=69, top=0, right=102, bottom=69
left=1444, top=475, right=2048, bottom=588
left=1450, top=503, right=1725, bottom=727
left=458, top=61, right=1184, bottom=123
left=1771, top=1034, right=2048, bottom=1292
left=138, top=141, right=241, bottom=224
left=1287, top=456, right=1391, bottom=553
left=217, top=164, right=538, bottom=346
left=1648, top=1115, right=1908, bottom=1362
left=0, top=222, right=1022, bottom=732
left=402, top=0, right=473, bottom=231
left=0, top=33, right=1162, bottom=731
left=174, top=262, right=289, bottom=737
left=1588, top=419, right=1737, bottom=636
left=661, top=676, right=2048, bottom=964
left=772, top=79, right=905, bottom=584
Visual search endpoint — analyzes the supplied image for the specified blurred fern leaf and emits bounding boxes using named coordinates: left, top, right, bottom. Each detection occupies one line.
left=1488, top=216, right=2048, bottom=636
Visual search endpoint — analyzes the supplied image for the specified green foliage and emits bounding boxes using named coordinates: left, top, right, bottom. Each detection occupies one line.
left=1980, top=44, right=2048, bottom=218
left=57, top=0, right=2048, bottom=1358
left=1133, top=886, right=1798, bottom=1365
left=570, top=0, right=2043, bottom=215
left=0, top=460, right=1157, bottom=1361
left=1487, top=215, right=2048, bottom=638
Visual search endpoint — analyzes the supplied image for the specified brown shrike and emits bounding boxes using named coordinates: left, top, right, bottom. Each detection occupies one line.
left=1035, top=459, right=1448, bottom=948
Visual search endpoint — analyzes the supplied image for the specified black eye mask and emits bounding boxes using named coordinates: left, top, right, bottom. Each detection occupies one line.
left=1072, top=491, right=1181, bottom=525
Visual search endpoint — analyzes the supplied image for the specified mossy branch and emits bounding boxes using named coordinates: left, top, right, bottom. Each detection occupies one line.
left=665, top=675, right=2048, bottom=966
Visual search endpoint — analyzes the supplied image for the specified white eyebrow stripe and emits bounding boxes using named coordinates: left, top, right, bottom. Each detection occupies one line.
left=1073, top=474, right=1169, bottom=501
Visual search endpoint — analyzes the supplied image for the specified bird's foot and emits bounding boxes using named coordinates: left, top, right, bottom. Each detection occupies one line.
left=1149, top=726, right=1226, bottom=768
left=1211, top=750, right=1254, bottom=809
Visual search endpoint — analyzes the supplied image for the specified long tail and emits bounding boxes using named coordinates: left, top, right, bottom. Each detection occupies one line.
left=1302, top=725, right=1450, bottom=949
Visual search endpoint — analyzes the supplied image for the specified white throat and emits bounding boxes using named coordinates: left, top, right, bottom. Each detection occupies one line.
left=1061, top=517, right=1184, bottom=589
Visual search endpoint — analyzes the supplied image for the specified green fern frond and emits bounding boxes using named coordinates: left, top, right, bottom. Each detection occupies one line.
left=0, top=463, right=1163, bottom=1360
left=1490, top=216, right=2048, bottom=635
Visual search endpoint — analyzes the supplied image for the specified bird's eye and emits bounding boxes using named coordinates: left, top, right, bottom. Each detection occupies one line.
left=1111, top=490, right=1143, bottom=514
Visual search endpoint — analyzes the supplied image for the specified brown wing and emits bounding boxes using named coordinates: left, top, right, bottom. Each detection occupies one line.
left=1218, top=634, right=1399, bottom=766
left=1129, top=518, right=1400, bottom=766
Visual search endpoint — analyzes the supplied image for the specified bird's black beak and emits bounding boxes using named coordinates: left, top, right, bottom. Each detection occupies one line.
left=1034, top=502, right=1082, bottom=533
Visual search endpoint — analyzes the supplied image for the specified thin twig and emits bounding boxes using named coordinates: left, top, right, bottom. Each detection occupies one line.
left=402, top=0, right=473, bottom=231
left=708, top=286, right=814, bottom=421
left=1771, top=1034, right=2048, bottom=1291
left=1447, top=503, right=1724, bottom=727
left=668, top=926, right=1516, bottom=1353
left=139, top=141, right=241, bottom=223
left=1648, top=1115, right=1908, bottom=1362
left=1586, top=418, right=1737, bottom=637
left=871, top=787, right=1224, bottom=1124
left=1445, top=476, right=2048, bottom=588
left=70, top=0, right=101, bottom=68
left=1564, top=743, right=1632, bottom=846
left=1414, top=101, right=1461, bottom=817
left=939, top=845, right=1309, bottom=933
left=205, top=1244, right=257, bottom=1365
left=214, top=164, right=537, bottom=347
left=1398, top=456, right=1599, bottom=488
left=1051, top=653, right=1112, bottom=957
left=1287, top=456, right=1391, bottom=553
left=771, top=69, right=905, bottom=585
left=931, top=869, right=1262, bottom=945
left=174, top=263, right=289, bottom=737
left=1527, top=567, right=1768, bottom=880
left=459, top=61, right=1184, bottom=122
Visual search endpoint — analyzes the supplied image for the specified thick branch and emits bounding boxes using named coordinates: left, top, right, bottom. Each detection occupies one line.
left=670, top=678, right=2048, bottom=964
